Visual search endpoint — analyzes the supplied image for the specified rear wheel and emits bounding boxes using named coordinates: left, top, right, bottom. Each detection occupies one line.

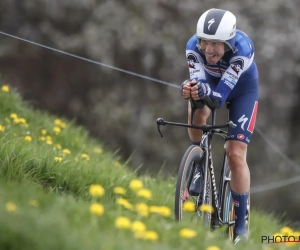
left=174, top=145, right=212, bottom=228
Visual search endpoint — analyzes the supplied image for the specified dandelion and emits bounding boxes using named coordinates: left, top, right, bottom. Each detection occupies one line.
left=93, top=147, right=103, bottom=154
left=129, top=179, right=143, bottom=191
left=6, top=202, right=17, bottom=212
left=39, top=136, right=45, bottom=141
left=24, top=136, right=32, bottom=142
left=19, top=118, right=26, bottom=124
left=29, top=200, right=39, bottom=207
left=0, top=125, right=5, bottom=131
left=2, top=85, right=9, bottom=92
left=135, top=203, right=149, bottom=217
left=115, top=217, right=131, bottom=229
left=46, top=136, right=52, bottom=141
left=90, top=203, right=104, bottom=216
left=59, top=122, right=66, bottom=128
left=179, top=228, right=197, bottom=239
left=206, top=246, right=221, bottom=250
left=113, top=187, right=126, bottom=195
left=89, top=184, right=105, bottom=197
left=63, top=149, right=71, bottom=155
left=149, top=206, right=171, bottom=217
left=143, top=231, right=159, bottom=242
left=183, top=201, right=196, bottom=212
left=199, top=204, right=214, bottom=213
left=54, top=157, right=62, bottom=163
left=10, top=113, right=18, bottom=119
left=53, top=126, right=61, bottom=135
left=55, top=144, right=62, bottom=150
left=114, top=161, right=121, bottom=167
left=54, top=119, right=62, bottom=126
left=280, top=227, right=293, bottom=236
left=14, top=118, right=20, bottom=124
left=131, top=221, right=146, bottom=233
left=41, top=129, right=47, bottom=135
left=46, top=140, right=53, bottom=145
left=137, top=189, right=152, bottom=199
left=116, top=198, right=133, bottom=210
left=81, top=154, right=90, bottom=161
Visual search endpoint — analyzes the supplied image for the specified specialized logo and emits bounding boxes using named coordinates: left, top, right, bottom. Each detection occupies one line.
left=238, top=114, right=248, bottom=130
left=230, top=58, right=244, bottom=75
left=187, top=53, right=199, bottom=69
left=208, top=18, right=215, bottom=30
left=193, top=172, right=201, bottom=184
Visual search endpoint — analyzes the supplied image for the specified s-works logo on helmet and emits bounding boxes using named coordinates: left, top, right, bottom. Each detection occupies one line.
left=207, top=18, right=215, bottom=30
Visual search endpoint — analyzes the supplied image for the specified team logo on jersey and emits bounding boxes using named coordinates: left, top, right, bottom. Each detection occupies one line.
left=187, top=53, right=199, bottom=69
left=230, top=58, right=244, bottom=75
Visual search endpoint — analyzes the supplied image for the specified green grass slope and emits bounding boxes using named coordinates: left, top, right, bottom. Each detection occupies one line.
left=0, top=80, right=297, bottom=250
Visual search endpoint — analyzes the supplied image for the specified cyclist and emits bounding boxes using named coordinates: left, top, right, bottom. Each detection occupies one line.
left=181, top=8, right=259, bottom=244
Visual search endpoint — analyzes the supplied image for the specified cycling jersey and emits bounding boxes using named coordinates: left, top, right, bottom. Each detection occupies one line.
left=185, top=30, right=259, bottom=144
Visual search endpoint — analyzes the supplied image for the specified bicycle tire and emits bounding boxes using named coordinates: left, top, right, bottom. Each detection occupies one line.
left=174, top=145, right=212, bottom=227
left=221, top=160, right=250, bottom=240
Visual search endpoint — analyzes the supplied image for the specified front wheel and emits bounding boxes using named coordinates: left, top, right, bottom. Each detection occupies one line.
left=174, top=145, right=212, bottom=228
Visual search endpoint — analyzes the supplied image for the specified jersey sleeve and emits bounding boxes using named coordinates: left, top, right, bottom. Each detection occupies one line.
left=213, top=54, right=254, bottom=107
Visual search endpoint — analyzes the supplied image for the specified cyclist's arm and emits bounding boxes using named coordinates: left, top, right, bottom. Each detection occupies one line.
left=185, top=49, right=206, bottom=82
left=213, top=54, right=255, bottom=107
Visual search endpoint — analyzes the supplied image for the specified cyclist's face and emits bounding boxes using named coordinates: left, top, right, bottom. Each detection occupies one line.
left=200, top=40, right=225, bottom=64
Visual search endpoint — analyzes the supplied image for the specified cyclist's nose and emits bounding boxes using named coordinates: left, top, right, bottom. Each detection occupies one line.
left=205, top=44, right=214, bottom=53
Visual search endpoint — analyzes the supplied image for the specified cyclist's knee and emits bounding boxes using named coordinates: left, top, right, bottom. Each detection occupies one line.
left=226, top=141, right=247, bottom=167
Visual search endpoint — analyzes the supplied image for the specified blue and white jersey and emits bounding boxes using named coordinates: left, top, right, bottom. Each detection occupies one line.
left=186, top=30, right=259, bottom=107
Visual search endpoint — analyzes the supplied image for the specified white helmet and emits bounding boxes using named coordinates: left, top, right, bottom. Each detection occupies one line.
left=197, top=8, right=236, bottom=51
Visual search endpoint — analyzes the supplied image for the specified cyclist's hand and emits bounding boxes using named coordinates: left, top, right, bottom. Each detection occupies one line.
left=191, top=82, right=211, bottom=100
left=181, top=79, right=197, bottom=99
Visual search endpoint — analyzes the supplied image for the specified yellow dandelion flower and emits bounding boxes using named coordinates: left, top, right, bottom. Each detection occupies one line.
left=10, top=113, right=18, bottom=119
left=46, top=136, right=52, bottom=141
left=131, top=221, right=146, bottom=233
left=63, top=149, right=71, bottom=155
left=113, top=187, right=126, bottom=195
left=6, top=202, right=17, bottom=212
left=280, top=227, right=293, bottom=236
left=29, top=200, right=39, bottom=207
left=129, top=179, right=143, bottom=191
left=179, top=228, right=197, bottom=239
left=114, top=161, right=121, bottom=167
left=19, top=118, right=26, bottom=124
left=183, top=201, right=196, bottom=212
left=81, top=154, right=90, bottom=161
left=206, top=246, right=221, bottom=250
left=55, top=144, right=62, bottom=150
left=39, top=136, right=45, bottom=141
left=143, top=231, right=159, bottom=241
left=137, top=189, right=152, bottom=199
left=93, top=147, right=103, bottom=154
left=149, top=206, right=160, bottom=213
left=46, top=140, right=53, bottom=145
left=54, top=119, right=62, bottom=126
left=59, top=122, right=66, bottom=128
left=116, top=198, right=133, bottom=210
left=14, top=118, right=20, bottom=124
left=41, top=129, right=47, bottom=135
left=157, top=206, right=171, bottom=217
left=22, top=123, right=29, bottom=128
left=54, top=157, right=62, bottom=162
left=24, top=136, right=32, bottom=142
left=53, top=126, right=61, bottom=135
left=135, top=203, right=149, bottom=217
left=89, top=184, right=105, bottom=197
left=90, top=203, right=104, bottom=216
left=115, top=217, right=131, bottom=229
left=0, top=125, right=5, bottom=132
left=2, top=85, right=9, bottom=92
left=199, top=204, right=214, bottom=213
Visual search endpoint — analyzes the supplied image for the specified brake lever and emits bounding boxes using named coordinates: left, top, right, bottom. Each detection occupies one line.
left=156, top=118, right=166, bottom=137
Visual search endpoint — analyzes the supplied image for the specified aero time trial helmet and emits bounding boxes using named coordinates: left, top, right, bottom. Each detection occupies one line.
left=196, top=8, right=236, bottom=51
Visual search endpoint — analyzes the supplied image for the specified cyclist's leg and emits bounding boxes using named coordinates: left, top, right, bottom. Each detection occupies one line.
left=187, top=101, right=210, bottom=144
left=226, top=86, right=258, bottom=237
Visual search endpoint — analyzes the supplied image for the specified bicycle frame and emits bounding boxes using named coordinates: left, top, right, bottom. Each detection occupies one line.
left=156, top=97, right=236, bottom=227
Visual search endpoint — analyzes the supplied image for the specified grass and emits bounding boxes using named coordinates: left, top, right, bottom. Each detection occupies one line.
left=0, top=80, right=298, bottom=250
